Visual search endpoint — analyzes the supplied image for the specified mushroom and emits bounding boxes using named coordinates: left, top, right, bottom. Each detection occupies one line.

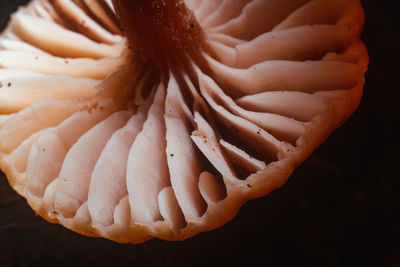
left=0, top=0, right=368, bottom=243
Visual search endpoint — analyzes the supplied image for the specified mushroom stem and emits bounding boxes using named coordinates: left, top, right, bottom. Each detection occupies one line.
left=112, top=0, right=206, bottom=73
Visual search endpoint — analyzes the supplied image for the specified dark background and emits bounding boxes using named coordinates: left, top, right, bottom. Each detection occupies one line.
left=1, top=0, right=399, bottom=266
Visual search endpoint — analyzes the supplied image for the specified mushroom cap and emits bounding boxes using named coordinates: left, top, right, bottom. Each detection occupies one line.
left=0, top=0, right=368, bottom=243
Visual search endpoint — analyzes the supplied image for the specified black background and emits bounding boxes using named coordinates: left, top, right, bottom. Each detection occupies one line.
left=1, top=0, right=399, bottom=266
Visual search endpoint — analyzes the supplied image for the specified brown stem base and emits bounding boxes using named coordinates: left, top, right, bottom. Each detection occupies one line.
left=112, top=0, right=206, bottom=73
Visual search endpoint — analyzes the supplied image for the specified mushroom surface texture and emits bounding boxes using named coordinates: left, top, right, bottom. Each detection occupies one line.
left=0, top=0, right=368, bottom=243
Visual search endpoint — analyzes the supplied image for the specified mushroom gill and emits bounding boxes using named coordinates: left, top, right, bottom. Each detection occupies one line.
left=0, top=0, right=368, bottom=243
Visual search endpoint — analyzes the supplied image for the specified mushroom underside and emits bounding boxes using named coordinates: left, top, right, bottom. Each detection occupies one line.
left=0, top=0, right=368, bottom=243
